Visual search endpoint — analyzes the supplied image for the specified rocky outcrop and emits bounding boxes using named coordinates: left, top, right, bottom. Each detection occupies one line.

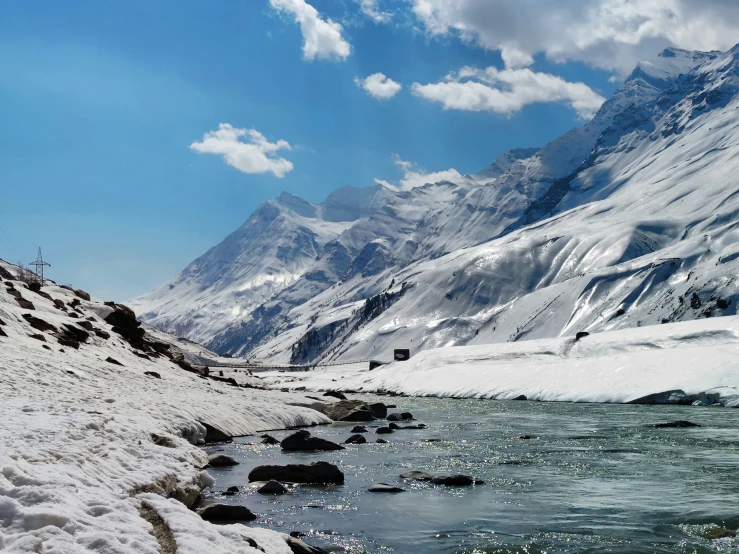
left=281, top=430, right=344, bottom=451
left=248, top=462, right=344, bottom=484
left=321, top=400, right=375, bottom=422
left=198, top=503, right=257, bottom=522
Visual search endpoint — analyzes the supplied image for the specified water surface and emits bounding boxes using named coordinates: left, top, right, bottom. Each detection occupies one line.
left=203, top=397, right=739, bottom=553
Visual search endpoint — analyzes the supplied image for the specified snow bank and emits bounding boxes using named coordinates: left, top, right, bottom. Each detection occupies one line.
left=264, top=316, right=739, bottom=405
left=0, top=270, right=330, bottom=553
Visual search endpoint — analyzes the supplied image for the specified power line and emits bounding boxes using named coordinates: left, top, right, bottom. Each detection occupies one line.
left=29, top=248, right=50, bottom=284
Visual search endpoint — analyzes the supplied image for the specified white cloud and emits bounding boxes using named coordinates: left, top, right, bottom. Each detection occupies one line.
left=269, top=0, right=351, bottom=61
left=375, top=155, right=465, bottom=191
left=355, top=73, right=402, bottom=100
left=409, top=0, right=739, bottom=74
left=358, top=0, right=392, bottom=23
left=412, top=66, right=606, bottom=119
left=190, top=124, right=293, bottom=178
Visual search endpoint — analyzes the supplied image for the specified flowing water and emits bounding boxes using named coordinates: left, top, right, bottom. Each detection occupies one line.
left=202, top=397, right=739, bottom=553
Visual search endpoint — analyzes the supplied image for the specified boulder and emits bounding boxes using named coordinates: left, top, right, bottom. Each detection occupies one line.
left=73, top=289, right=91, bottom=301
left=653, top=420, right=701, bottom=428
left=369, top=403, right=387, bottom=418
left=261, top=434, right=280, bottom=445
left=248, top=462, right=344, bottom=484
left=351, top=426, right=368, bottom=433
left=57, top=337, right=80, bottom=349
left=387, top=412, right=414, bottom=422
left=28, top=334, right=46, bottom=342
left=207, top=453, right=239, bottom=467
left=376, top=438, right=388, bottom=444
left=94, top=329, right=111, bottom=339
left=281, top=430, right=344, bottom=452
left=345, top=434, right=367, bottom=444
left=431, top=474, right=474, bottom=486
left=323, top=390, right=347, bottom=400
left=199, top=421, right=233, bottom=444
left=400, top=471, right=433, bottom=481
left=144, top=371, right=161, bottom=379
left=368, top=483, right=405, bottom=493
left=515, top=435, right=538, bottom=440
left=106, top=357, right=123, bottom=366
left=286, top=536, right=329, bottom=554
left=513, top=394, right=527, bottom=401
left=22, top=314, right=57, bottom=333
left=198, top=503, right=256, bottom=522
left=61, top=324, right=90, bottom=343
left=322, top=400, right=374, bottom=422
left=376, top=427, right=394, bottom=435
left=258, top=480, right=288, bottom=494
left=389, top=423, right=426, bottom=430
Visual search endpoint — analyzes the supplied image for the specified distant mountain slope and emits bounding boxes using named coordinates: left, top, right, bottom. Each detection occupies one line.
left=135, top=47, right=738, bottom=365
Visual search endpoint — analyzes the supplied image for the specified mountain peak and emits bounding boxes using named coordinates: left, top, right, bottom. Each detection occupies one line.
left=273, top=192, right=319, bottom=219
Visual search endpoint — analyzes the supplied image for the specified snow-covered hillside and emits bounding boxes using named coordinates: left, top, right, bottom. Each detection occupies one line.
left=0, top=259, right=331, bottom=553
left=136, top=46, right=739, bottom=366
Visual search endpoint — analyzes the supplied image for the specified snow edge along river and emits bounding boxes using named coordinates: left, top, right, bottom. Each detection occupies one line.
left=262, top=315, right=739, bottom=407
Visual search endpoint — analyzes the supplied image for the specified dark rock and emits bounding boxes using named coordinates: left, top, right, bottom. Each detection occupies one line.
left=258, top=480, right=288, bottom=494
left=69, top=298, right=81, bottom=308
left=386, top=404, right=397, bottom=409
left=575, top=331, right=590, bottom=341
left=425, top=439, right=442, bottom=443
left=221, top=490, right=236, bottom=496
left=368, top=483, right=405, bottom=493
left=376, top=427, right=394, bottom=434
left=322, top=400, right=375, bottom=422
left=286, top=535, right=329, bottom=554
left=289, top=531, right=306, bottom=538
left=16, top=297, right=35, bottom=310
left=0, top=317, right=5, bottom=326
left=387, top=412, right=414, bottom=422
left=430, top=474, right=474, bottom=486
left=200, top=421, right=233, bottom=444
left=248, top=462, right=344, bottom=484
left=515, top=435, right=538, bottom=440
left=198, top=503, right=256, bottom=522
left=106, top=357, right=123, bottom=366
left=28, top=282, right=41, bottom=293
left=226, top=486, right=239, bottom=493
left=61, top=324, right=90, bottom=343
left=345, top=434, right=367, bottom=444
left=53, top=299, right=66, bottom=310
left=369, top=402, right=388, bottom=418
left=400, top=471, right=433, bottom=481
left=513, top=394, right=527, bottom=401
left=281, top=430, right=344, bottom=452
left=207, top=453, right=239, bottom=467
left=134, top=351, right=151, bottom=360
left=72, top=289, right=91, bottom=301
left=0, top=265, right=13, bottom=280
left=717, top=299, right=730, bottom=310
left=144, top=371, right=161, bottom=379
left=0, top=327, right=8, bottom=337
left=653, top=420, right=701, bottom=428
left=703, top=526, right=737, bottom=540
left=41, top=344, right=50, bottom=350
left=376, top=438, right=388, bottom=444
left=57, top=337, right=80, bottom=349
left=322, top=390, right=346, bottom=400
left=28, top=334, right=46, bottom=342
left=76, top=320, right=93, bottom=331
left=351, top=426, right=368, bottom=433
left=628, top=389, right=691, bottom=405
left=68, top=312, right=79, bottom=318
left=389, top=423, right=426, bottom=430
left=261, top=434, right=280, bottom=445
left=94, top=329, right=111, bottom=339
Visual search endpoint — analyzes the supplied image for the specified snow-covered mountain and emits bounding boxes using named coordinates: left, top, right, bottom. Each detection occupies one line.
left=134, top=46, right=739, bottom=365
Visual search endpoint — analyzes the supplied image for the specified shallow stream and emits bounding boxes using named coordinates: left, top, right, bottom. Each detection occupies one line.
left=203, top=397, right=739, bottom=553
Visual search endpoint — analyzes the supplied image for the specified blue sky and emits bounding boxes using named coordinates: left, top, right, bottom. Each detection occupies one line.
left=2, top=0, right=732, bottom=300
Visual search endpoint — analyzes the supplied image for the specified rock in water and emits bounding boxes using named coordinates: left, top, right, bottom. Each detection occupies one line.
left=261, top=434, right=280, bottom=445
left=198, top=503, right=256, bottom=522
left=207, top=454, right=239, bottom=467
left=376, top=427, right=394, bottom=434
left=513, top=394, right=527, bottom=401
left=258, top=480, right=288, bottom=494
left=369, top=402, right=387, bottom=418
left=281, top=430, right=345, bottom=451
left=368, top=483, right=405, bottom=493
left=323, top=390, right=346, bottom=400
left=345, top=434, right=367, bottom=444
left=322, top=400, right=375, bottom=422
left=376, top=438, right=388, bottom=444
left=200, top=422, right=233, bottom=444
left=351, top=426, right=368, bottom=433
left=400, top=470, right=433, bottom=481
left=653, top=420, right=701, bottom=428
left=430, top=474, right=475, bottom=486
left=286, top=535, right=330, bottom=554
left=248, top=462, right=344, bottom=484
left=387, top=412, right=414, bottom=422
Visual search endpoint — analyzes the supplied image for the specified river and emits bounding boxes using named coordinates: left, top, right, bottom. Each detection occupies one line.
left=202, top=397, right=739, bottom=553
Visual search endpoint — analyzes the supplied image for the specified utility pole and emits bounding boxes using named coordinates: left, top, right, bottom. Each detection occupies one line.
left=29, top=247, right=50, bottom=284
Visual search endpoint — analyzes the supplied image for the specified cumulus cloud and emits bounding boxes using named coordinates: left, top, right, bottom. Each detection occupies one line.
left=375, top=156, right=464, bottom=191
left=355, top=73, right=402, bottom=100
left=358, top=0, right=392, bottom=23
left=269, top=0, right=351, bottom=61
left=409, top=0, right=739, bottom=74
left=412, top=66, right=606, bottom=119
left=190, top=124, right=293, bottom=178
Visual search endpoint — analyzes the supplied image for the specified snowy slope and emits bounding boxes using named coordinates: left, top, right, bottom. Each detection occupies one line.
left=260, top=315, right=739, bottom=406
left=0, top=260, right=330, bottom=553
